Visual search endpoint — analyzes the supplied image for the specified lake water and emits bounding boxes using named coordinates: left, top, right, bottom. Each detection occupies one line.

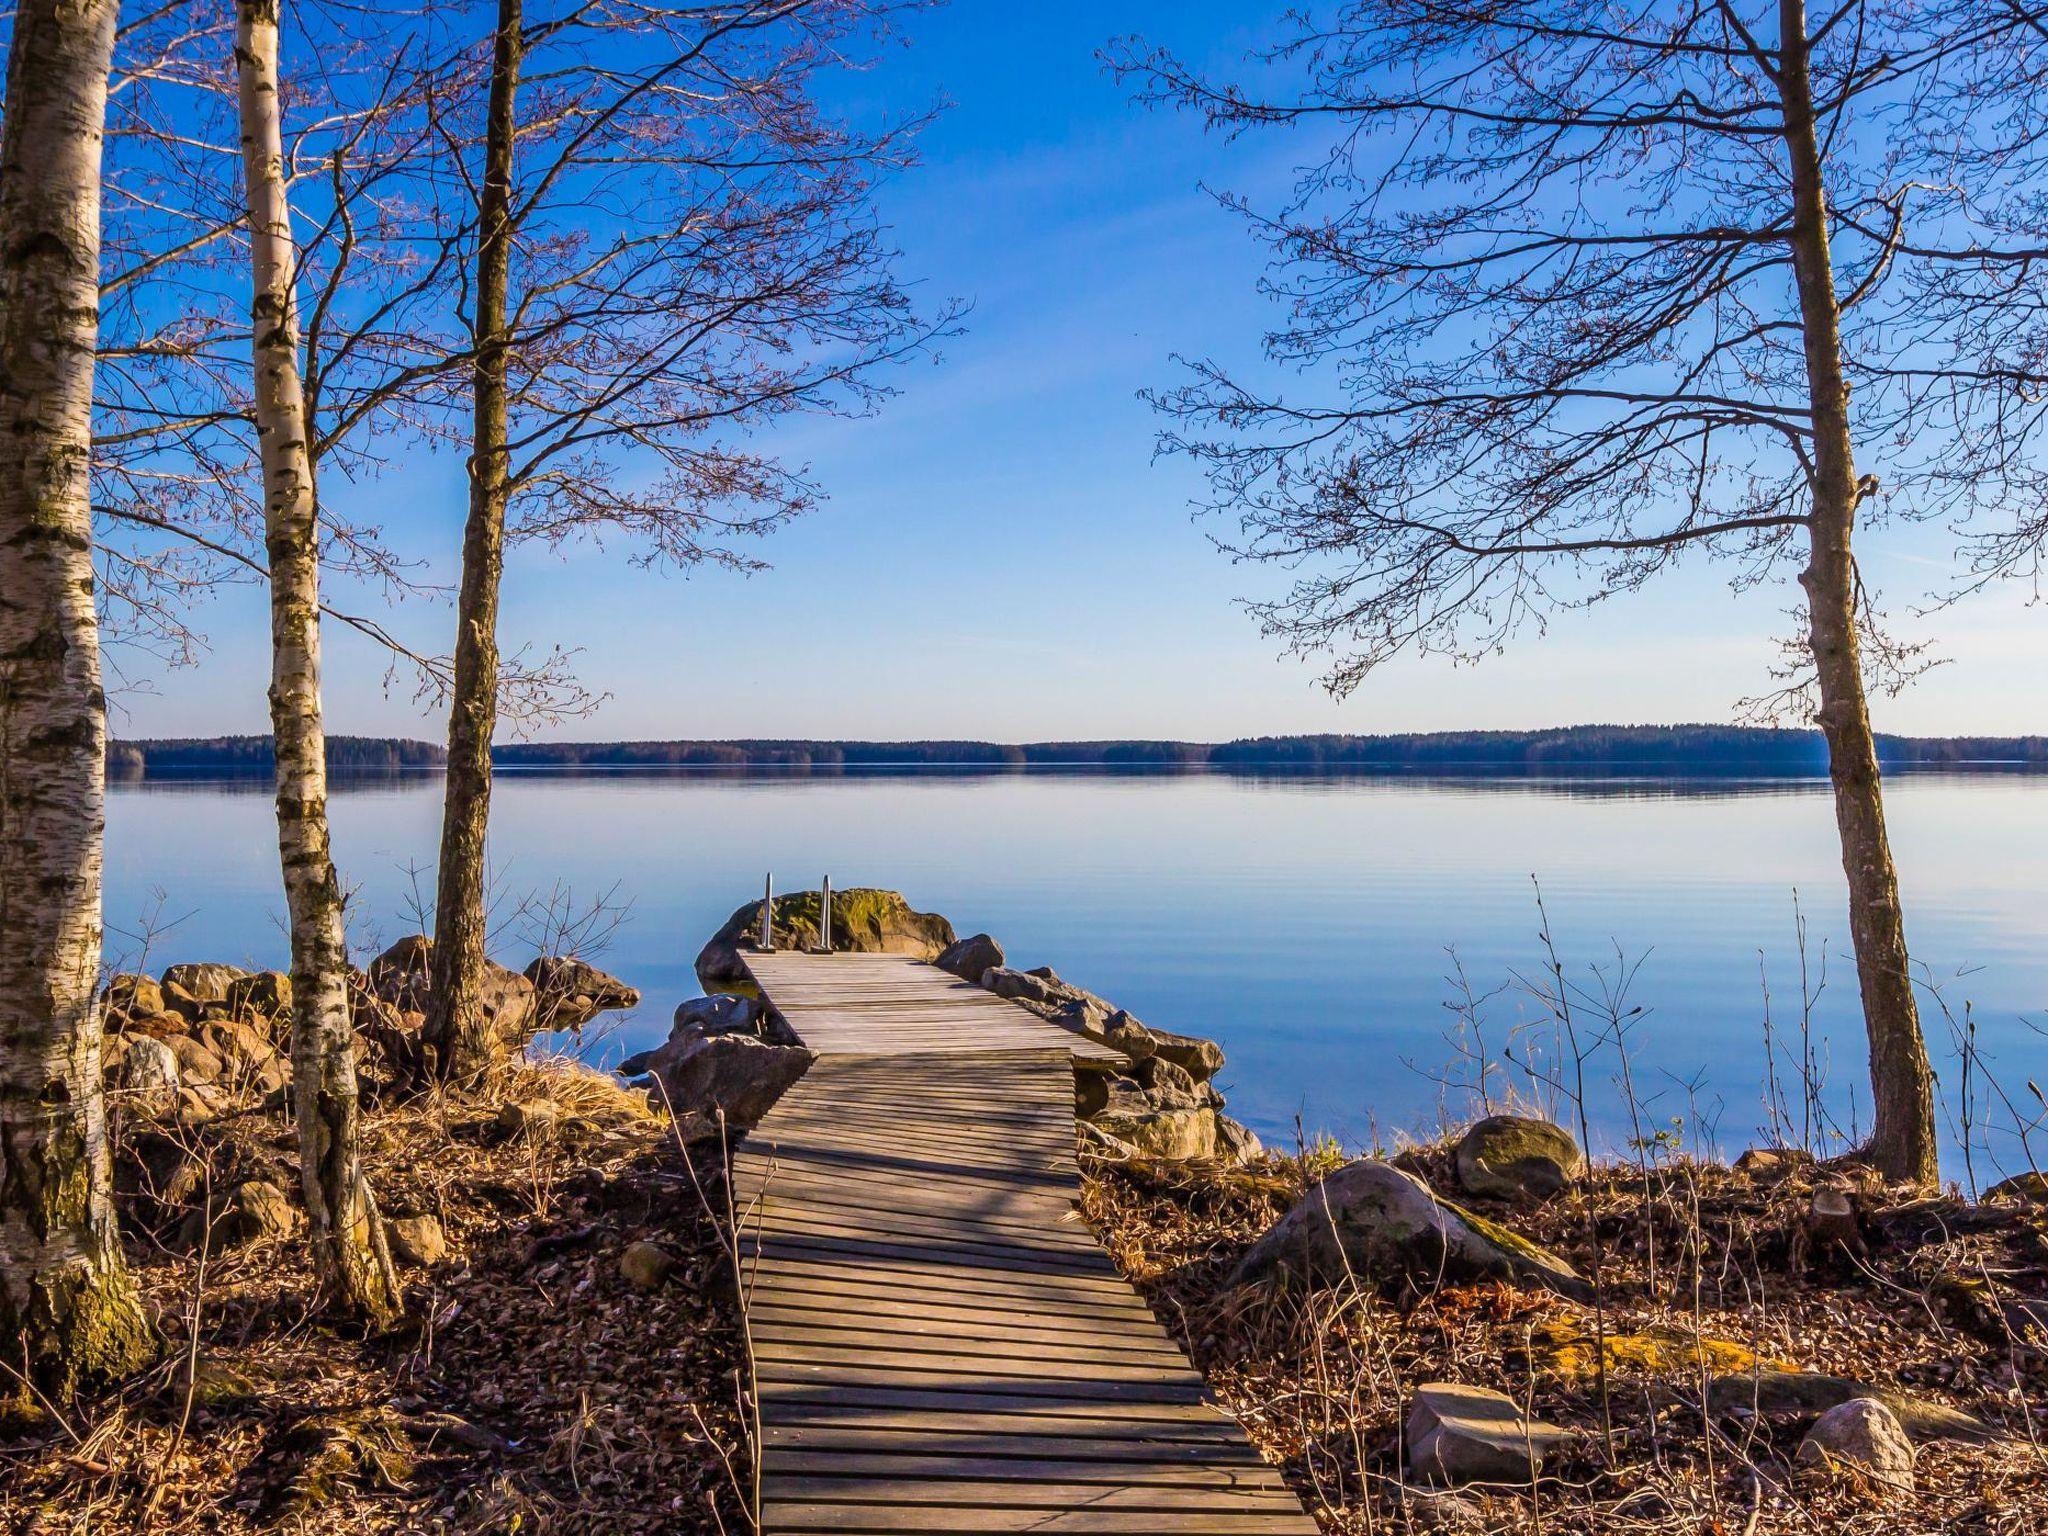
left=105, top=768, right=2048, bottom=1185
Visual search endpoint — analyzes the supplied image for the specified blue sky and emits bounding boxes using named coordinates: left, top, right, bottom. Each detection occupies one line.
left=108, top=1, right=2045, bottom=743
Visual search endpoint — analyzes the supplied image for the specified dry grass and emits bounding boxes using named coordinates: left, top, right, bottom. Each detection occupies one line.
left=1081, top=1146, right=2048, bottom=1535
left=1, top=1059, right=751, bottom=1535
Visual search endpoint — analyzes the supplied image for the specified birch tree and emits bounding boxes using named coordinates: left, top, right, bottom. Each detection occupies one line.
left=1118, top=0, right=2048, bottom=1186
left=426, top=0, right=949, bottom=1083
left=233, top=0, right=401, bottom=1326
left=0, top=0, right=158, bottom=1402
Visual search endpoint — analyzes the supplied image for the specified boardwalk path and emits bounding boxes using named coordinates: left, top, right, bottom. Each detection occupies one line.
left=733, top=951, right=1319, bottom=1534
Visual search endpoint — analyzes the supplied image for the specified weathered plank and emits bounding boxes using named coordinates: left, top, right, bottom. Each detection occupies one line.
left=734, top=951, right=1314, bottom=1536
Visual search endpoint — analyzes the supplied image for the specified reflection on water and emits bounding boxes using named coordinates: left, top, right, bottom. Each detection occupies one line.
left=105, top=766, right=2048, bottom=1183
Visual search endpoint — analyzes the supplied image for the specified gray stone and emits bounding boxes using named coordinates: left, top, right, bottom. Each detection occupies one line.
left=1405, top=1382, right=1574, bottom=1485
left=1136, top=1055, right=1200, bottom=1103
left=1215, top=1115, right=1264, bottom=1164
left=121, top=1035, right=182, bottom=1094
left=620, top=1240, right=678, bottom=1291
left=1144, top=1024, right=1225, bottom=1083
left=385, top=1214, right=448, bottom=1268
left=1454, top=1115, right=1583, bottom=1200
left=1735, top=1146, right=1814, bottom=1178
left=646, top=1033, right=814, bottom=1141
left=1798, top=1398, right=1915, bottom=1491
left=524, top=955, right=641, bottom=1030
left=936, top=932, right=1004, bottom=983
left=162, top=962, right=248, bottom=1003
left=1094, top=1103, right=1218, bottom=1161
left=1230, top=1159, right=1592, bottom=1299
left=984, top=966, right=1103, bottom=1016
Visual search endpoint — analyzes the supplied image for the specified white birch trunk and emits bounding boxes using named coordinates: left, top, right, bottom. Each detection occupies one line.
left=234, top=0, right=400, bottom=1322
left=0, top=0, right=157, bottom=1403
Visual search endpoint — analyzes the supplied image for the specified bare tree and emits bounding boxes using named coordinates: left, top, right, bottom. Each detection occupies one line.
left=0, top=0, right=158, bottom=1402
left=1116, top=0, right=2048, bottom=1187
left=425, top=0, right=951, bottom=1083
left=233, top=0, right=402, bottom=1326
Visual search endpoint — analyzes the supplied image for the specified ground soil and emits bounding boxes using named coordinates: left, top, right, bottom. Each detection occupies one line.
left=1, top=1061, right=749, bottom=1535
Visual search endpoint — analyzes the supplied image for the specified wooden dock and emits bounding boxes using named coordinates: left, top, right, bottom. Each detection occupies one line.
left=733, top=951, right=1318, bottom=1534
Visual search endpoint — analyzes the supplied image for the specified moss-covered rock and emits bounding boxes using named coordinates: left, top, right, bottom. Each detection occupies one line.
left=1453, top=1115, right=1582, bottom=1200
left=1230, top=1158, right=1592, bottom=1299
left=1528, top=1317, right=1793, bottom=1380
left=695, top=888, right=955, bottom=988
left=1984, top=1171, right=2048, bottom=1205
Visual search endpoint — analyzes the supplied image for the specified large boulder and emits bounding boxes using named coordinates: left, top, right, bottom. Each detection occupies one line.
left=524, top=955, right=641, bottom=1031
left=1405, top=1383, right=1574, bottom=1485
left=180, top=1178, right=299, bottom=1250
left=936, top=932, right=1004, bottom=984
left=638, top=1033, right=814, bottom=1142
left=1229, top=1159, right=1591, bottom=1299
left=1454, top=1115, right=1583, bottom=1200
left=161, top=962, right=248, bottom=1004
left=1985, top=1172, right=2048, bottom=1205
left=367, top=935, right=536, bottom=1049
left=1044, top=997, right=1223, bottom=1082
left=696, top=888, right=954, bottom=990
left=984, top=966, right=1106, bottom=1016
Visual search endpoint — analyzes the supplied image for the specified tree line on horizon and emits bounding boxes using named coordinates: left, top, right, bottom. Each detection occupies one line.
left=104, top=725, right=2048, bottom=775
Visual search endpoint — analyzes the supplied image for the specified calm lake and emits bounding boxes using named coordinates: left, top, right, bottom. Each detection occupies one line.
left=106, top=768, right=2048, bottom=1184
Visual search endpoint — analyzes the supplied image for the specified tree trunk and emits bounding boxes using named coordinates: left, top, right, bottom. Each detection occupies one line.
left=425, top=0, right=523, bottom=1089
left=1777, top=0, right=1938, bottom=1187
left=234, top=0, right=403, bottom=1323
left=0, top=0, right=157, bottom=1405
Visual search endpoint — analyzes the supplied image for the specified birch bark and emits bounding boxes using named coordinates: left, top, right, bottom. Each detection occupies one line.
left=0, top=0, right=157, bottom=1403
left=234, top=0, right=402, bottom=1319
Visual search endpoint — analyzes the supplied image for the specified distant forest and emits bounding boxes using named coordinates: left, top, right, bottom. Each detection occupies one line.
left=106, top=726, right=2048, bottom=778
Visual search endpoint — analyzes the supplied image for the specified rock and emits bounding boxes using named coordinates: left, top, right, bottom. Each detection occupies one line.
left=936, top=932, right=1004, bottom=983
left=524, top=955, right=641, bottom=1031
left=161, top=962, right=248, bottom=1003
left=1215, top=1115, right=1264, bottom=1164
left=384, top=1214, right=447, bottom=1268
left=1454, top=1115, right=1583, bottom=1200
left=1136, top=1055, right=1200, bottom=1104
left=368, top=936, right=536, bottom=1050
left=167, top=1034, right=224, bottom=1086
left=1404, top=1382, right=1574, bottom=1485
left=159, top=980, right=207, bottom=1022
left=104, top=973, right=164, bottom=1022
left=1706, top=1370, right=1996, bottom=1443
left=224, top=970, right=293, bottom=1021
left=1402, top=1490, right=1489, bottom=1534
left=1229, top=1159, right=1592, bottom=1299
left=1095, top=1103, right=1218, bottom=1161
left=1797, top=1398, right=1915, bottom=1490
left=1145, top=1025, right=1225, bottom=1083
left=182, top=1179, right=300, bottom=1249
left=1985, top=1172, right=2048, bottom=1205
left=619, top=1240, right=678, bottom=1291
left=671, top=992, right=766, bottom=1039
left=121, top=1035, right=182, bottom=1094
left=645, top=1034, right=814, bottom=1141
left=984, top=966, right=1105, bottom=1016
left=1735, top=1146, right=1814, bottom=1178
left=1077, top=1120, right=1137, bottom=1159
left=494, top=1100, right=560, bottom=1141
left=696, top=888, right=954, bottom=989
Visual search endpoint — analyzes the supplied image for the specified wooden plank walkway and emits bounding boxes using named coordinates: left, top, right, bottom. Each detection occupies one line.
left=734, top=951, right=1317, bottom=1535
